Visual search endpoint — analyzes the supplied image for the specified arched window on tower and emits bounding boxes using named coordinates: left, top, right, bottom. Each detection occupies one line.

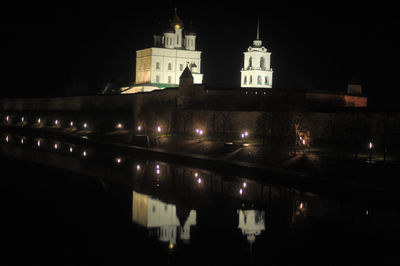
left=244, top=76, right=247, bottom=85
left=260, top=57, right=265, bottom=69
left=249, top=76, right=253, bottom=84
left=168, top=63, right=172, bottom=71
left=257, top=75, right=262, bottom=85
left=156, top=62, right=160, bottom=70
left=249, top=57, right=252, bottom=69
left=265, top=76, right=269, bottom=85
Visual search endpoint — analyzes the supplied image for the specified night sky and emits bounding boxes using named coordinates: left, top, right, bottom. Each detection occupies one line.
left=1, top=2, right=399, bottom=106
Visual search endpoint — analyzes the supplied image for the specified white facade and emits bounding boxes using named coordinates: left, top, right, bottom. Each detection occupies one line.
left=123, top=8, right=203, bottom=94
left=132, top=191, right=197, bottom=246
left=240, top=22, right=273, bottom=89
left=135, top=47, right=203, bottom=86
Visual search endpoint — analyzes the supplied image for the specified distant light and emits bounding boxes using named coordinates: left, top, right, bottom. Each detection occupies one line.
left=198, top=178, right=202, bottom=184
left=369, top=142, right=373, bottom=149
left=157, top=126, right=161, bottom=132
left=239, top=188, right=243, bottom=195
left=116, top=123, right=123, bottom=129
left=302, top=139, right=306, bottom=145
left=366, top=209, right=369, bottom=215
left=54, top=143, right=58, bottom=149
left=244, top=131, right=248, bottom=137
left=21, top=117, right=24, bottom=122
left=241, top=133, right=245, bottom=138
left=194, top=172, right=198, bottom=177
left=156, top=164, right=160, bottom=169
left=299, top=202, right=304, bottom=209
left=136, top=164, right=141, bottom=171
left=169, top=243, right=174, bottom=249
left=116, top=157, right=122, bottom=164
left=37, top=118, right=41, bottom=124
left=69, top=147, right=73, bottom=153
left=54, top=120, right=58, bottom=125
left=37, top=140, right=40, bottom=147
left=5, top=136, right=8, bottom=142
left=70, top=121, right=74, bottom=127
left=199, top=130, right=203, bottom=135
left=300, top=136, right=303, bottom=140
left=137, top=125, right=141, bottom=131
left=21, top=138, right=24, bottom=144
left=83, top=150, right=87, bottom=157
left=6, top=115, right=9, bottom=122
left=156, top=169, right=160, bottom=175
left=196, top=128, right=199, bottom=133
left=83, top=122, right=87, bottom=128
left=243, top=182, right=247, bottom=188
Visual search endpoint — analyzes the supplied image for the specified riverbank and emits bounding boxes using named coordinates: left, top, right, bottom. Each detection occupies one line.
left=154, top=135, right=400, bottom=192
left=3, top=126, right=400, bottom=199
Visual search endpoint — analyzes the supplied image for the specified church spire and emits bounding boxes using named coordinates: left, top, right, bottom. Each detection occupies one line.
left=253, top=20, right=262, bottom=47
left=256, top=20, right=260, bottom=40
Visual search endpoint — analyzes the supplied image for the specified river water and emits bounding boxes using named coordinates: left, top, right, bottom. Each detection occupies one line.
left=1, top=132, right=400, bottom=265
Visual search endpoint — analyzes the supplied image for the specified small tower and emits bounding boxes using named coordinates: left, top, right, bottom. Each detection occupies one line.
left=240, top=21, right=273, bottom=89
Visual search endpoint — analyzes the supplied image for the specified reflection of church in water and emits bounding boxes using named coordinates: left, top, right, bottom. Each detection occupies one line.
left=132, top=191, right=197, bottom=248
left=237, top=209, right=266, bottom=243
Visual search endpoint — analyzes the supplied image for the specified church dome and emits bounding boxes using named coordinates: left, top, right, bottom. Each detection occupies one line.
left=163, top=27, right=175, bottom=34
left=184, top=21, right=196, bottom=36
left=184, top=28, right=196, bottom=36
left=170, top=8, right=184, bottom=29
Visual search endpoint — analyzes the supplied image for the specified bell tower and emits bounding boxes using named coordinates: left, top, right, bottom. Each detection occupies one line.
left=240, top=21, right=273, bottom=89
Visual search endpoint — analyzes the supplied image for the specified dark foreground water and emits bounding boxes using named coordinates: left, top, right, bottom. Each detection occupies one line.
left=1, top=132, right=400, bottom=265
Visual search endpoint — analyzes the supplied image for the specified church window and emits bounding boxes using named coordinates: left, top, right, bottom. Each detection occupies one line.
left=257, top=75, right=262, bottom=85
left=244, top=76, right=247, bottom=84
left=168, top=63, right=172, bottom=71
left=249, top=57, right=252, bottom=69
left=249, top=76, right=253, bottom=84
left=156, top=62, right=160, bottom=70
left=265, top=76, right=269, bottom=85
left=260, top=57, right=265, bottom=69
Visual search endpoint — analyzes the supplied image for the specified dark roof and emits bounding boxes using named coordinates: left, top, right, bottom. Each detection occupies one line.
left=180, top=66, right=193, bottom=79
left=184, top=22, right=196, bottom=36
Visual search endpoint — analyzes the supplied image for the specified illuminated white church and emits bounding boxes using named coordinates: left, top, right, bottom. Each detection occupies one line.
left=240, top=21, right=273, bottom=89
left=122, top=8, right=203, bottom=94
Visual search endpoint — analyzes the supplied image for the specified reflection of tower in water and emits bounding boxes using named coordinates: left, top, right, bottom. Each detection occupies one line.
left=131, top=191, right=197, bottom=248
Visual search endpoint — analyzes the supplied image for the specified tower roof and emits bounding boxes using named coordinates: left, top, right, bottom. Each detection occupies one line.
left=184, top=22, right=196, bottom=36
left=170, top=8, right=184, bottom=29
left=253, top=20, right=262, bottom=47
left=180, top=66, right=193, bottom=79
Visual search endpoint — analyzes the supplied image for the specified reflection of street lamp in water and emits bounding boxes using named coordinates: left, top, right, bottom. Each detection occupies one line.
left=369, top=141, right=373, bottom=163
